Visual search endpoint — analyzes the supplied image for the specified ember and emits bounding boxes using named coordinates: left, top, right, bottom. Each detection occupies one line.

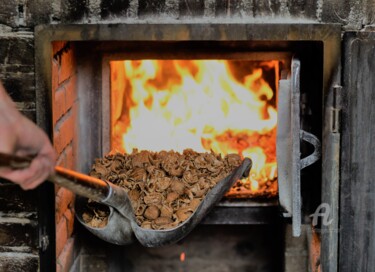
left=180, top=252, right=186, bottom=262
left=83, top=149, right=241, bottom=229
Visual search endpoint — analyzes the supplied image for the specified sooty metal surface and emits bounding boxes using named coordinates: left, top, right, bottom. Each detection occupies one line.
left=202, top=199, right=280, bottom=225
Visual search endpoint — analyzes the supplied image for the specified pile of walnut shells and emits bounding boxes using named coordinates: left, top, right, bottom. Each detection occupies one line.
left=83, top=149, right=242, bottom=230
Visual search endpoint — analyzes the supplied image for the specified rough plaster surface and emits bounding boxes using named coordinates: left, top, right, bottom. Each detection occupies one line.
left=0, top=0, right=373, bottom=29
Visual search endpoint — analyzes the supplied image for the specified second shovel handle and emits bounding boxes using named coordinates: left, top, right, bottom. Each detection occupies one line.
left=0, top=152, right=109, bottom=202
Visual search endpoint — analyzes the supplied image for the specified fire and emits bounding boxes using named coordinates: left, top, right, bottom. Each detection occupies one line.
left=110, top=59, right=278, bottom=195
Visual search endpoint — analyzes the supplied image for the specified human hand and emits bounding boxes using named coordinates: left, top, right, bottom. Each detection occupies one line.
left=0, top=83, right=56, bottom=189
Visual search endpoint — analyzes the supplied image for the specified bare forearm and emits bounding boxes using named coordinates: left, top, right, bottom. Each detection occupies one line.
left=0, top=81, right=56, bottom=189
left=0, top=84, right=23, bottom=126
left=0, top=83, right=13, bottom=106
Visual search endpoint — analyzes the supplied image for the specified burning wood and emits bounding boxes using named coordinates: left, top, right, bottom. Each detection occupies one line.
left=82, top=149, right=241, bottom=230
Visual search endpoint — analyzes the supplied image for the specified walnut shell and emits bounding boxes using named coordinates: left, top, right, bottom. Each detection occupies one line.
left=146, top=179, right=157, bottom=193
left=136, top=216, right=144, bottom=225
left=134, top=204, right=146, bottom=216
left=155, top=177, right=171, bottom=192
left=132, top=150, right=151, bottom=168
left=89, top=217, right=108, bottom=228
left=141, top=221, right=152, bottom=229
left=87, top=149, right=243, bottom=230
left=226, top=153, right=241, bottom=167
left=176, top=207, right=194, bottom=222
left=193, top=187, right=208, bottom=198
left=162, top=153, right=184, bottom=177
left=150, top=168, right=166, bottom=179
left=166, top=192, right=179, bottom=203
left=194, top=155, right=208, bottom=169
left=129, top=168, right=147, bottom=182
left=189, top=198, right=201, bottom=210
left=144, top=192, right=163, bottom=205
left=109, top=159, right=123, bottom=172
left=160, top=205, right=173, bottom=218
left=154, top=217, right=173, bottom=226
left=182, top=170, right=199, bottom=185
left=128, top=189, right=141, bottom=202
left=82, top=212, right=93, bottom=223
left=92, top=164, right=109, bottom=178
left=151, top=218, right=178, bottom=230
left=170, top=179, right=185, bottom=195
left=144, top=205, right=160, bottom=220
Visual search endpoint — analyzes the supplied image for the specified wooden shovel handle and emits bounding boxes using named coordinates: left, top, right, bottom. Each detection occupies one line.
left=0, top=152, right=109, bottom=202
left=0, top=152, right=34, bottom=169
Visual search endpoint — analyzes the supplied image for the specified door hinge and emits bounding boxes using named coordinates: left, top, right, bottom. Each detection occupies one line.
left=332, top=85, right=342, bottom=133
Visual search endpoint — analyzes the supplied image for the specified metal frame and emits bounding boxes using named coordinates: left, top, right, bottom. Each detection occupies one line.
left=291, top=58, right=302, bottom=236
left=34, top=23, right=342, bottom=271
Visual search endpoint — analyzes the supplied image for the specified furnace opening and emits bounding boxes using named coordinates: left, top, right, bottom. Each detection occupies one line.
left=109, top=59, right=279, bottom=198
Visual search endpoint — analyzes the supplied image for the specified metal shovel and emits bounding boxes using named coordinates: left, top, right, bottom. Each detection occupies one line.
left=0, top=152, right=252, bottom=246
left=0, top=152, right=134, bottom=245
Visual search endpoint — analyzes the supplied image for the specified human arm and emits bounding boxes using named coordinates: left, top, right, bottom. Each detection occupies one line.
left=0, top=82, right=56, bottom=189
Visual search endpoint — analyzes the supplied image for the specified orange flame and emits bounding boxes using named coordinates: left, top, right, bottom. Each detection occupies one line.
left=110, top=60, right=278, bottom=194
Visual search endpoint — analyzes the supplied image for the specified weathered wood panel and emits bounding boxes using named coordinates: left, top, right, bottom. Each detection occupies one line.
left=340, top=31, right=375, bottom=272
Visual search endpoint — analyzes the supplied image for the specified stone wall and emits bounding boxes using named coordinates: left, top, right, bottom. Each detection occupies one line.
left=0, top=0, right=374, bottom=271
left=1, top=0, right=374, bottom=29
left=0, top=27, right=39, bottom=271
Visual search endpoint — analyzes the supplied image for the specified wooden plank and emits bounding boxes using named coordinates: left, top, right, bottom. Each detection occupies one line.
left=340, top=31, right=375, bottom=272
